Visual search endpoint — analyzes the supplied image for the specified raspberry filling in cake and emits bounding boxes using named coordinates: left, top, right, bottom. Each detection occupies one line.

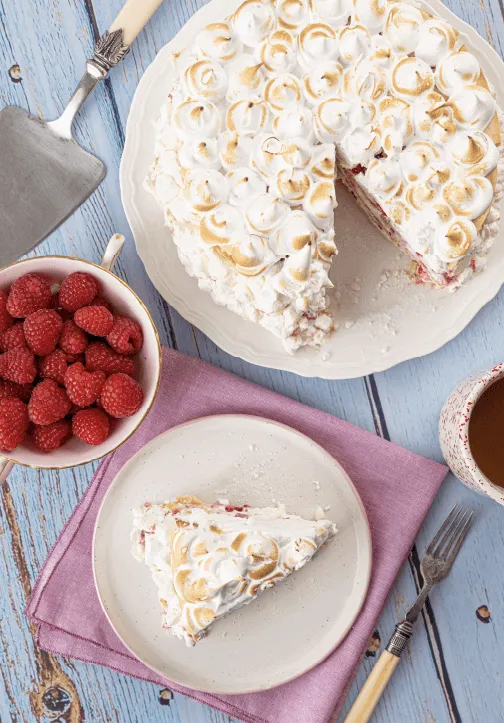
left=145, top=0, right=504, bottom=352
left=131, top=496, right=337, bottom=646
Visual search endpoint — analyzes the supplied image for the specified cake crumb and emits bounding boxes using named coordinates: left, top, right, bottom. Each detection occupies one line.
left=313, top=480, right=321, bottom=491
left=324, top=505, right=331, bottom=511
left=344, top=321, right=354, bottom=329
left=314, top=505, right=325, bottom=520
left=321, top=351, right=331, bottom=362
left=249, top=444, right=258, bottom=452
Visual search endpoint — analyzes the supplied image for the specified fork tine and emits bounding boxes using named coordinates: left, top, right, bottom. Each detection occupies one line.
left=441, top=508, right=471, bottom=560
left=445, top=511, right=473, bottom=565
left=433, top=506, right=465, bottom=557
left=426, top=505, right=459, bottom=555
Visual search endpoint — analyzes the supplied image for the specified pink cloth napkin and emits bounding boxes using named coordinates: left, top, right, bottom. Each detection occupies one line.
left=26, top=349, right=447, bottom=723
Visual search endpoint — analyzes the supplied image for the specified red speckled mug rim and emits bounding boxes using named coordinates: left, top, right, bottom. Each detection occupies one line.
left=461, top=363, right=504, bottom=493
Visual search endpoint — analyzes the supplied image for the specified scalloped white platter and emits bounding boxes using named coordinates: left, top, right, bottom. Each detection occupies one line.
left=92, top=415, right=372, bottom=694
left=120, top=0, right=504, bottom=379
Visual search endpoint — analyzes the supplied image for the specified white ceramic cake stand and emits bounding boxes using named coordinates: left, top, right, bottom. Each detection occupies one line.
left=120, top=0, right=504, bottom=379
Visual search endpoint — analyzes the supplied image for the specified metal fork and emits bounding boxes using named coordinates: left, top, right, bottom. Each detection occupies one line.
left=344, top=505, right=474, bottom=723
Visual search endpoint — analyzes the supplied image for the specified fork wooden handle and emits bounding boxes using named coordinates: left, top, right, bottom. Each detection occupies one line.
left=343, top=650, right=400, bottom=723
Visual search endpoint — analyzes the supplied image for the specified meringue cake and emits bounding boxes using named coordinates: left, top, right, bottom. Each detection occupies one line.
left=131, top=496, right=337, bottom=646
left=145, top=0, right=503, bottom=352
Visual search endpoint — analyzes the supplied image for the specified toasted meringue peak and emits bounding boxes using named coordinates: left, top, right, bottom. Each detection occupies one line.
left=273, top=105, right=314, bottom=140
left=309, top=144, right=336, bottom=179
left=390, top=56, right=435, bottom=99
left=352, top=0, right=387, bottom=33
left=298, top=22, right=339, bottom=68
left=218, top=131, right=252, bottom=169
left=250, top=132, right=288, bottom=177
left=199, top=203, right=244, bottom=244
left=399, top=140, right=440, bottom=183
left=364, top=157, right=402, bottom=198
left=246, top=192, right=290, bottom=233
left=303, top=180, right=336, bottom=227
left=281, top=138, right=313, bottom=167
left=231, top=1, right=276, bottom=46
left=344, top=58, right=387, bottom=101
left=445, top=84, right=496, bottom=131
left=442, top=176, right=494, bottom=219
left=179, top=137, right=221, bottom=170
left=310, top=0, right=352, bottom=26
left=195, top=23, right=243, bottom=63
left=314, top=97, right=351, bottom=142
left=226, top=99, right=269, bottom=135
left=413, top=91, right=456, bottom=143
left=273, top=167, right=312, bottom=203
left=265, top=73, right=304, bottom=113
left=258, top=29, right=296, bottom=72
left=226, top=54, right=266, bottom=101
left=379, top=96, right=413, bottom=155
left=436, top=218, right=477, bottom=260
left=415, top=18, right=459, bottom=67
left=384, top=3, right=424, bottom=54
left=188, top=169, right=230, bottom=214
left=183, top=59, right=228, bottom=102
left=271, top=209, right=319, bottom=253
left=232, top=233, right=275, bottom=275
left=342, top=125, right=380, bottom=165
left=449, top=130, right=499, bottom=175
left=227, top=167, right=267, bottom=206
left=173, top=100, right=222, bottom=138
left=435, top=50, right=481, bottom=96
left=276, top=0, right=310, bottom=31
left=338, top=24, right=370, bottom=65
left=384, top=198, right=411, bottom=226
left=304, top=61, right=344, bottom=105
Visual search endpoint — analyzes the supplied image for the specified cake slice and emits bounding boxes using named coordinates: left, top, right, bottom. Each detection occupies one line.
left=131, top=496, right=337, bottom=646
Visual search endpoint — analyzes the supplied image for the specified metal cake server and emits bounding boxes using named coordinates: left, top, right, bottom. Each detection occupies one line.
left=0, top=0, right=163, bottom=266
left=344, top=505, right=474, bottom=723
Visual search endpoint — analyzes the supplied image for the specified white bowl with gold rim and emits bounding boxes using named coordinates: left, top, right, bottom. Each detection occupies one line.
left=0, top=234, right=161, bottom=479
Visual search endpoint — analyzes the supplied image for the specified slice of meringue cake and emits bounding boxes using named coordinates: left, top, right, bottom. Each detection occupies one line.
left=131, top=495, right=337, bottom=646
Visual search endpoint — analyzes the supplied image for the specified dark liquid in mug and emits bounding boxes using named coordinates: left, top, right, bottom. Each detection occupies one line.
left=468, top=377, right=504, bottom=487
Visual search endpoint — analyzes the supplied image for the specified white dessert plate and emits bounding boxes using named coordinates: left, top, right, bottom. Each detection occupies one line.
left=93, top=414, right=372, bottom=694
left=120, top=0, right=504, bottom=379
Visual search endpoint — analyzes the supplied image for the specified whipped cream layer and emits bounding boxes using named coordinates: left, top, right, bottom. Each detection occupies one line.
left=146, top=0, right=503, bottom=349
left=131, top=496, right=337, bottom=646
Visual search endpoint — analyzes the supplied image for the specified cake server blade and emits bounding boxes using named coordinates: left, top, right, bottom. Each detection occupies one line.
left=0, top=0, right=163, bottom=267
left=0, top=105, right=105, bottom=266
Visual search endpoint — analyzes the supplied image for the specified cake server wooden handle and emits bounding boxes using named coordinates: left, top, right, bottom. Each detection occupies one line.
left=110, top=0, right=164, bottom=45
left=343, top=650, right=400, bottom=723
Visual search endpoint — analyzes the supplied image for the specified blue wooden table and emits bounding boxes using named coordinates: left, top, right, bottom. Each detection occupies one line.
left=1, top=0, right=504, bottom=721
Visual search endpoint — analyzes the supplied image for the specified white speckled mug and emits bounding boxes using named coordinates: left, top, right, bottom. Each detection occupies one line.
left=439, top=363, right=504, bottom=505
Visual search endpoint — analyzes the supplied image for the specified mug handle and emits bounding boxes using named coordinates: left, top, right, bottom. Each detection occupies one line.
left=0, top=233, right=126, bottom=484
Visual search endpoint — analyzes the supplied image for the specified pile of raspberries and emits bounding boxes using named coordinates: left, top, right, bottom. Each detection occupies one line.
left=0, top=271, right=145, bottom=453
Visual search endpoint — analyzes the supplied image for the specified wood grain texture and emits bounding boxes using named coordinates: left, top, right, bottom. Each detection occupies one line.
left=0, top=0, right=504, bottom=720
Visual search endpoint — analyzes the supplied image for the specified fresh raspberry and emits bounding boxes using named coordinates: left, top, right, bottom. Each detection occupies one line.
left=74, top=305, right=114, bottom=336
left=0, top=348, right=37, bottom=384
left=0, top=398, right=29, bottom=451
left=39, top=349, right=68, bottom=385
left=23, top=309, right=63, bottom=356
left=59, top=272, right=98, bottom=312
left=100, top=373, right=144, bottom=418
left=63, top=351, right=84, bottom=364
left=0, top=323, right=27, bottom=352
left=72, top=408, right=110, bottom=445
left=7, top=273, right=52, bottom=317
left=85, top=342, right=136, bottom=377
left=0, top=292, right=14, bottom=333
left=28, top=379, right=72, bottom=425
left=106, top=315, right=143, bottom=356
left=59, top=320, right=88, bottom=355
left=0, top=380, right=33, bottom=402
left=89, top=296, right=113, bottom=313
left=64, top=362, right=106, bottom=407
left=32, top=419, right=71, bottom=452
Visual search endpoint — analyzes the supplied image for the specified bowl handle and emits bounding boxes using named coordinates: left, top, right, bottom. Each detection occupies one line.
left=100, top=234, right=125, bottom=272
left=0, top=458, right=15, bottom=484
